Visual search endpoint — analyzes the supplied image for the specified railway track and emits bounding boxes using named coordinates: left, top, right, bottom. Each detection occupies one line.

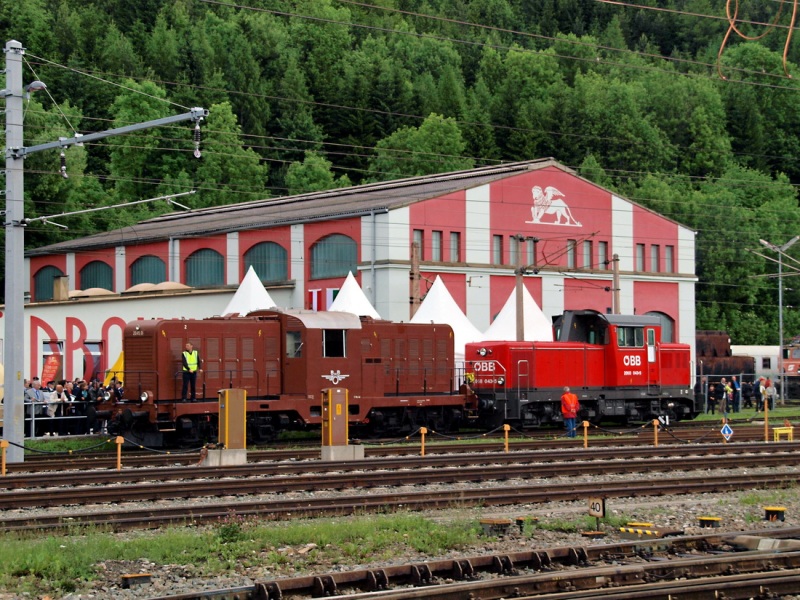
left=2, top=442, right=799, bottom=496
left=2, top=461, right=798, bottom=532
left=129, top=529, right=800, bottom=599
left=10, top=423, right=787, bottom=471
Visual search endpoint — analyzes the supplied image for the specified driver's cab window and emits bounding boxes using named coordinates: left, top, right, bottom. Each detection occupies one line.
left=286, top=331, right=302, bottom=357
left=617, top=326, right=644, bottom=348
left=323, top=329, right=346, bottom=357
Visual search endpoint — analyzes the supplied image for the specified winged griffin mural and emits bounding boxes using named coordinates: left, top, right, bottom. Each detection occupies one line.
left=526, top=185, right=581, bottom=226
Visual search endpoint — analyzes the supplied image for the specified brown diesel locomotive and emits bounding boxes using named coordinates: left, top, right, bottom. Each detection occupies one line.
left=102, top=310, right=471, bottom=446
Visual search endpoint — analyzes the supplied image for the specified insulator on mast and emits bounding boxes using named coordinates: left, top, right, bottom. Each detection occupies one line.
left=193, top=123, right=202, bottom=159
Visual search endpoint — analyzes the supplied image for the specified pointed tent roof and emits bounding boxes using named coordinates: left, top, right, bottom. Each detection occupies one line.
left=222, top=266, right=278, bottom=316
left=329, top=272, right=381, bottom=318
left=410, top=276, right=483, bottom=361
left=483, top=286, right=553, bottom=341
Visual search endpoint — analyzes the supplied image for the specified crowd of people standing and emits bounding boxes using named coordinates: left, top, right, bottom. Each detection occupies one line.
left=22, top=376, right=121, bottom=437
left=695, top=375, right=777, bottom=415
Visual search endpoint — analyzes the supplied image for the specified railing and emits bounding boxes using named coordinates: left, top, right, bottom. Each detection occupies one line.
left=166, top=368, right=274, bottom=401
left=22, top=400, right=104, bottom=438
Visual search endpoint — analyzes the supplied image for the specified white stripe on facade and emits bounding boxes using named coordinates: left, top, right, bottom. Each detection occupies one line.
left=226, top=232, right=239, bottom=285
left=465, top=185, right=491, bottom=264
left=677, top=225, right=696, bottom=276
left=611, top=194, right=634, bottom=272
left=541, top=272, right=564, bottom=318
left=378, top=207, right=411, bottom=322
left=114, top=246, right=125, bottom=292
left=169, top=238, right=180, bottom=282
left=290, top=224, right=304, bottom=309
left=465, top=185, right=491, bottom=328
left=678, top=226, right=697, bottom=371
left=66, top=252, right=76, bottom=290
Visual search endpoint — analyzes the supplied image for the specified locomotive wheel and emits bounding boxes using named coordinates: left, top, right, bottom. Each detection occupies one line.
left=119, top=408, right=134, bottom=431
left=247, top=420, right=277, bottom=444
left=432, top=409, right=461, bottom=433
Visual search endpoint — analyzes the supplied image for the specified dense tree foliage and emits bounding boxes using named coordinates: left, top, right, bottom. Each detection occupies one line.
left=2, top=0, right=800, bottom=343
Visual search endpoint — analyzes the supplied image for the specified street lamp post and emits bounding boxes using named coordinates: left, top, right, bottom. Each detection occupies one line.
left=760, top=236, right=800, bottom=405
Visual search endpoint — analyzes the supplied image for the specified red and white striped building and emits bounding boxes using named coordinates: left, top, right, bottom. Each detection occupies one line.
left=4, top=158, right=696, bottom=382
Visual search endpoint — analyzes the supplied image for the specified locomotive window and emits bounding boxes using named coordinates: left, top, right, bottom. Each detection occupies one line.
left=588, top=327, right=610, bottom=344
left=286, top=331, right=303, bottom=358
left=323, top=329, right=346, bottom=357
left=617, top=326, right=645, bottom=348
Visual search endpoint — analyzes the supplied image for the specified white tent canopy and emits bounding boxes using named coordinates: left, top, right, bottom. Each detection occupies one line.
left=483, top=286, right=553, bottom=341
left=328, top=272, right=381, bottom=318
left=410, top=276, right=483, bottom=362
left=222, top=266, right=278, bottom=316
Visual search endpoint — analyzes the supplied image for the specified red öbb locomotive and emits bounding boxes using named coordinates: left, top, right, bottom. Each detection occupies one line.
left=464, top=310, right=698, bottom=428
left=100, top=309, right=698, bottom=445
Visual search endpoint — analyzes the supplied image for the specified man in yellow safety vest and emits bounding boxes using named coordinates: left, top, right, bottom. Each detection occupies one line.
left=181, top=342, right=202, bottom=402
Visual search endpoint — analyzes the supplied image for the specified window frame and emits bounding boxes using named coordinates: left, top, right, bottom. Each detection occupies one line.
left=310, top=234, right=357, bottom=280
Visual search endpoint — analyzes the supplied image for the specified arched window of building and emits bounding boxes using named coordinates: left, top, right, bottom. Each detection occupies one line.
left=80, top=261, right=113, bottom=291
left=311, top=234, right=357, bottom=279
left=185, top=248, right=224, bottom=287
left=130, top=255, right=167, bottom=285
left=33, top=265, right=65, bottom=302
left=244, top=242, right=288, bottom=282
left=646, top=311, right=675, bottom=343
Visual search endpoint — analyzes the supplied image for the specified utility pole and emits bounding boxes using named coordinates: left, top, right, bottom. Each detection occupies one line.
left=3, top=39, right=207, bottom=462
left=3, top=41, right=25, bottom=463
left=760, top=236, right=799, bottom=405
left=515, top=236, right=525, bottom=342
left=611, top=254, right=620, bottom=314
left=409, top=241, right=421, bottom=318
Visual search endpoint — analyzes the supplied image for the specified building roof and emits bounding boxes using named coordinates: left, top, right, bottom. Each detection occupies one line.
left=28, top=158, right=563, bottom=256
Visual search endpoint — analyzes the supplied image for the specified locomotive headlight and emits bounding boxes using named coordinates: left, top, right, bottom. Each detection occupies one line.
left=140, top=391, right=154, bottom=403
left=496, top=376, right=505, bottom=385
left=478, top=347, right=487, bottom=356
left=102, top=391, right=111, bottom=401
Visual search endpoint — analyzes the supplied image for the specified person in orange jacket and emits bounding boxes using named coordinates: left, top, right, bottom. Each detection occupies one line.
left=561, top=386, right=580, bottom=438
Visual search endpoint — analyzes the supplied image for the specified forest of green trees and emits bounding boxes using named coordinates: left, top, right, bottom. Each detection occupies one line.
left=2, top=0, right=800, bottom=344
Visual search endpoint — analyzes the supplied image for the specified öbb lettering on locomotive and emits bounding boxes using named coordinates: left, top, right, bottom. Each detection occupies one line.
left=99, top=309, right=698, bottom=446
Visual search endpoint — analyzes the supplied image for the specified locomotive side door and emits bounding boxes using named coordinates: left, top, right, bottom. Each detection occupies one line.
left=283, top=328, right=307, bottom=394
left=647, top=328, right=659, bottom=386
